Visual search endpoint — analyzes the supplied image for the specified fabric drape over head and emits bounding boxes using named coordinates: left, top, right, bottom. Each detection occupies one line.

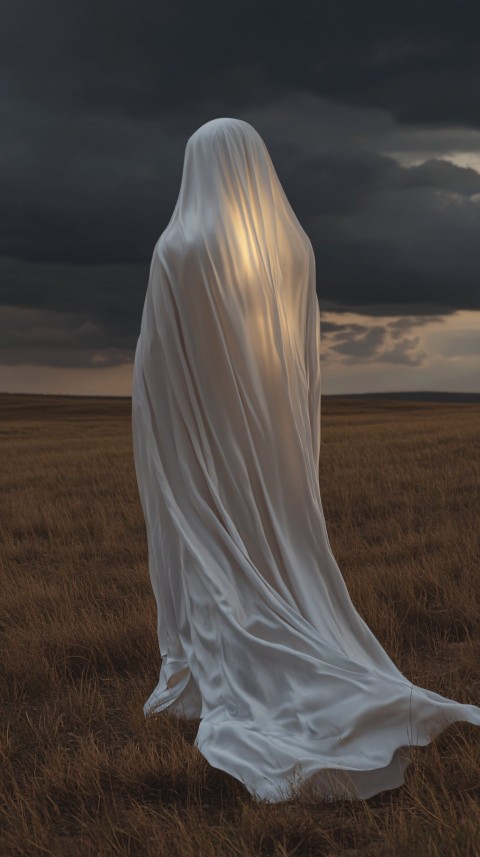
left=132, top=117, right=480, bottom=801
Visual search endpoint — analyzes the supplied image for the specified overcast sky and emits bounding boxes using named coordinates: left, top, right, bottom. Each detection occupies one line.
left=2, top=1, right=480, bottom=395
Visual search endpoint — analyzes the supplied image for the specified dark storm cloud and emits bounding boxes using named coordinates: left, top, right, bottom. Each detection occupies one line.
left=323, top=315, right=446, bottom=342
left=322, top=315, right=440, bottom=367
left=325, top=319, right=430, bottom=367
left=0, top=256, right=147, bottom=342
left=375, top=337, right=427, bottom=366
left=330, top=325, right=387, bottom=357
left=275, top=150, right=480, bottom=316
left=387, top=314, right=447, bottom=337
left=2, top=0, right=480, bottom=370
left=0, top=306, right=132, bottom=368
left=4, top=1, right=480, bottom=123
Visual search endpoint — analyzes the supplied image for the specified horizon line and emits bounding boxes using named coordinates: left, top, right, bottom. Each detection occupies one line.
left=1, top=390, right=480, bottom=400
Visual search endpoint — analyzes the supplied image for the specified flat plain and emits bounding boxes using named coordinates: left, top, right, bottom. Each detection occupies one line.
left=1, top=392, right=479, bottom=856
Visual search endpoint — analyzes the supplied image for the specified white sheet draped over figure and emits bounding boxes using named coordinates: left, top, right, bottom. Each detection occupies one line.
left=131, top=117, right=480, bottom=801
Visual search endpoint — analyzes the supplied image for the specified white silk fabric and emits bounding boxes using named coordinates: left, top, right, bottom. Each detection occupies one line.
left=132, top=117, right=480, bottom=801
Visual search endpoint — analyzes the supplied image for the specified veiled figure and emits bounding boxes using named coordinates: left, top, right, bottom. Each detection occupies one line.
left=131, top=117, right=480, bottom=801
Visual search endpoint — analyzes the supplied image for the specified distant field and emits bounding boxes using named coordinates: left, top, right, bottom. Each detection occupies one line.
left=1, top=393, right=479, bottom=856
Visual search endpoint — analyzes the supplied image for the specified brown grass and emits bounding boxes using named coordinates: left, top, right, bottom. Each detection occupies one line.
left=1, top=392, right=479, bottom=856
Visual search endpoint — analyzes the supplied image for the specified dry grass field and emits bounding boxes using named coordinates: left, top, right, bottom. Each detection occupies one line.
left=1, top=392, right=479, bottom=856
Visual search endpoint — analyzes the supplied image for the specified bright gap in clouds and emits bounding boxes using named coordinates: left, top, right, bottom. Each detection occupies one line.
left=382, top=148, right=480, bottom=174
left=441, top=153, right=480, bottom=174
